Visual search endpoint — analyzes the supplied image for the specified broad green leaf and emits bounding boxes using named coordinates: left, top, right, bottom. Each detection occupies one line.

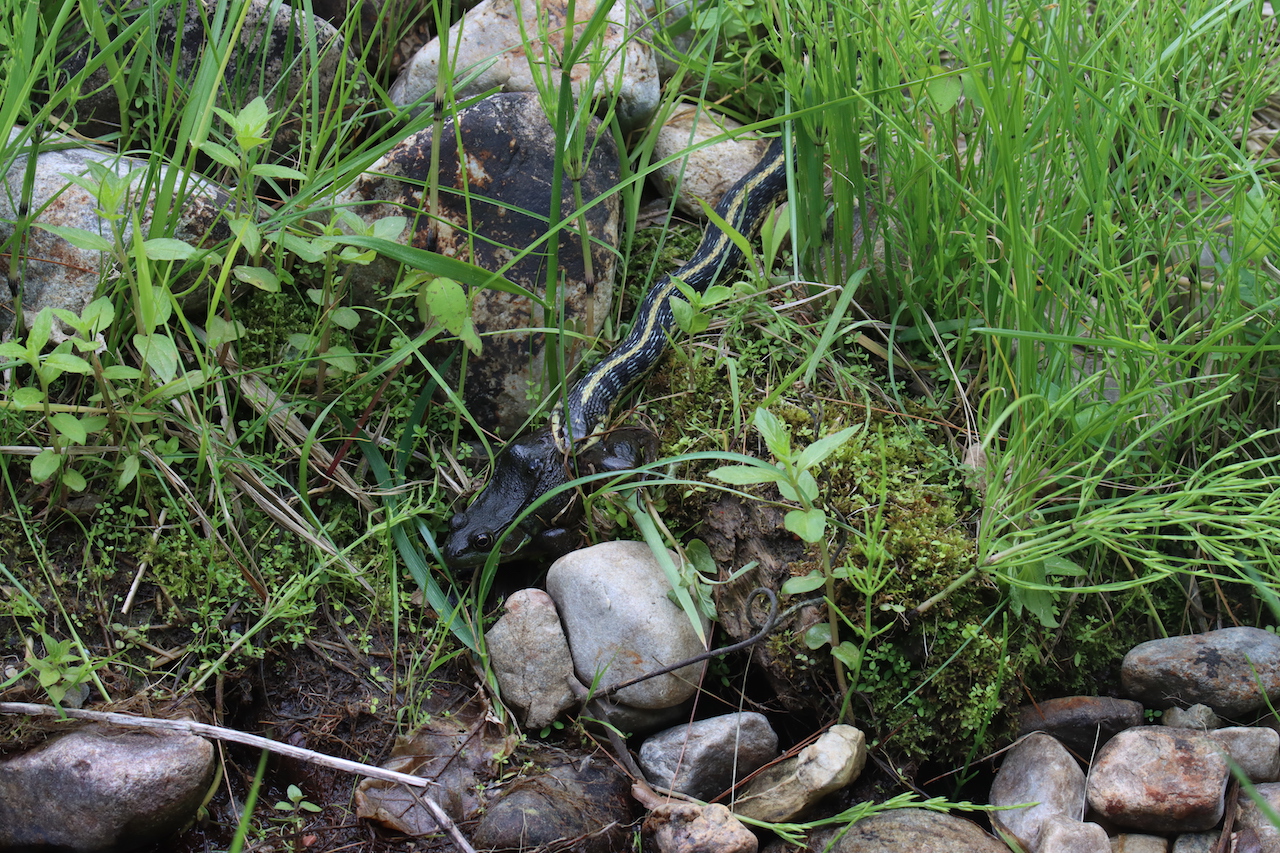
left=288, top=332, right=317, bottom=353
left=50, top=412, right=87, bottom=444
left=102, top=365, right=142, bottom=381
left=206, top=315, right=246, bottom=347
left=796, top=469, right=819, bottom=503
left=684, top=539, right=716, bottom=575
left=80, top=296, right=116, bottom=335
left=670, top=297, right=709, bottom=334
left=197, top=140, right=240, bottom=168
left=803, top=622, right=832, bottom=649
left=35, top=223, right=112, bottom=253
left=1238, top=186, right=1276, bottom=261
left=785, top=507, right=826, bottom=543
left=80, top=415, right=108, bottom=434
left=231, top=97, right=272, bottom=148
left=116, top=454, right=140, bottom=491
left=777, top=470, right=819, bottom=504
left=142, top=238, right=197, bottom=261
left=230, top=217, right=261, bottom=255
left=38, top=664, right=61, bottom=687
left=456, top=318, right=482, bottom=356
left=135, top=333, right=179, bottom=383
left=329, top=307, right=360, bottom=330
left=925, top=68, right=963, bottom=112
left=701, top=284, right=734, bottom=305
left=417, top=277, right=470, bottom=335
left=278, top=230, right=325, bottom=263
left=1007, top=560, right=1060, bottom=629
left=28, top=308, right=52, bottom=353
left=233, top=265, right=280, bottom=292
left=12, top=386, right=43, bottom=407
left=796, top=425, right=859, bottom=471
left=1044, top=555, right=1087, bottom=577
left=149, top=369, right=206, bottom=400
left=43, top=353, right=92, bottom=374
left=781, top=571, right=826, bottom=595
left=30, top=448, right=60, bottom=483
left=320, top=345, right=357, bottom=374
left=60, top=466, right=86, bottom=492
left=831, top=641, right=862, bottom=671
left=0, top=342, right=30, bottom=359
left=371, top=215, right=407, bottom=241
left=708, top=464, right=784, bottom=486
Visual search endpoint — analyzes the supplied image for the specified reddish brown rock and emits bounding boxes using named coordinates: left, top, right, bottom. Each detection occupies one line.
left=1017, top=695, right=1144, bottom=757
left=1086, top=727, right=1229, bottom=832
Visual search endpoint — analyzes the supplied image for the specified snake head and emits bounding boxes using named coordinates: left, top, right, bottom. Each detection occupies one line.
left=442, top=429, right=574, bottom=571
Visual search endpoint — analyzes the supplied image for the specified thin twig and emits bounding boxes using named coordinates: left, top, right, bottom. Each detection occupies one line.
left=122, top=507, right=167, bottom=615
left=0, top=702, right=476, bottom=853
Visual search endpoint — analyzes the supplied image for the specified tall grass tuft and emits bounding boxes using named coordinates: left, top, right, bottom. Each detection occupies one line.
left=765, top=0, right=1280, bottom=626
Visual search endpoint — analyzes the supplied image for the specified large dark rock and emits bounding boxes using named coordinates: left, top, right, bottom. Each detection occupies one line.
left=1121, top=627, right=1280, bottom=719
left=470, top=745, right=635, bottom=853
left=811, top=807, right=1010, bottom=853
left=334, top=92, right=620, bottom=435
left=1017, top=695, right=1144, bottom=756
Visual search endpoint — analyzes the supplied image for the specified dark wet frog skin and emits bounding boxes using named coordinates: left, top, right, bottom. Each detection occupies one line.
left=442, top=428, right=654, bottom=570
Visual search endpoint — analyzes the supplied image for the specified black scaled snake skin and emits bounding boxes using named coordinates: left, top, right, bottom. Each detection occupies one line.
left=444, top=135, right=792, bottom=570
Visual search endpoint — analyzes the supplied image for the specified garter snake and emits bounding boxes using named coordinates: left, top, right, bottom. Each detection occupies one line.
left=444, top=134, right=791, bottom=569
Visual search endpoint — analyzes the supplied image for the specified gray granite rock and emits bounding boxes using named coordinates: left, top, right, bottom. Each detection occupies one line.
left=546, top=541, right=710, bottom=712
left=1122, top=627, right=1280, bottom=718
left=1, top=129, right=237, bottom=337
left=1171, top=833, right=1218, bottom=853
left=1207, top=725, right=1280, bottom=782
left=639, top=712, right=779, bottom=799
left=333, top=92, right=620, bottom=435
left=989, top=732, right=1086, bottom=851
left=811, top=807, right=1009, bottom=852
left=1017, top=695, right=1144, bottom=757
left=485, top=588, right=582, bottom=729
left=0, top=723, right=214, bottom=851
left=1162, top=704, right=1223, bottom=729
left=470, top=746, right=633, bottom=853
left=1234, top=781, right=1280, bottom=849
left=1037, top=814, right=1110, bottom=853
left=1111, top=833, right=1170, bottom=853
left=650, top=106, right=775, bottom=218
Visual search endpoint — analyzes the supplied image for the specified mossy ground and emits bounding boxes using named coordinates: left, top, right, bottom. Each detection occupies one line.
left=610, top=268, right=1206, bottom=776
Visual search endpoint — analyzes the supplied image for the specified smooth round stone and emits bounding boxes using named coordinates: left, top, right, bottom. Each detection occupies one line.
left=546, top=541, right=710, bottom=710
left=639, top=712, right=779, bottom=799
left=811, top=808, right=1009, bottom=852
left=1121, top=627, right=1280, bottom=718
left=0, top=723, right=214, bottom=851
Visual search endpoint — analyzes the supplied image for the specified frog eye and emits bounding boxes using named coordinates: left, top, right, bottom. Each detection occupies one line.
left=472, top=532, right=494, bottom=551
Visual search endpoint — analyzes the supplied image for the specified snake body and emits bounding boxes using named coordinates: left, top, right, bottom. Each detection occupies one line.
left=444, top=135, right=791, bottom=569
